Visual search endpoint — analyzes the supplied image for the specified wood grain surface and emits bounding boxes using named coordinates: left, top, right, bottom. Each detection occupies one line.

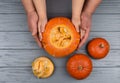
left=0, top=0, right=120, bottom=83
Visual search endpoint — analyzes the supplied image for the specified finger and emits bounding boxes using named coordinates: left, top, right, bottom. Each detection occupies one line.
left=80, top=28, right=86, bottom=40
left=27, top=17, right=32, bottom=32
left=30, top=20, right=37, bottom=37
left=77, top=29, right=90, bottom=49
left=30, top=21, right=42, bottom=48
left=41, top=23, right=46, bottom=32
left=27, top=20, right=33, bottom=34
left=38, top=24, right=42, bottom=41
left=28, top=23, right=32, bottom=32
left=74, top=24, right=80, bottom=32
left=81, top=27, right=87, bottom=31
left=41, top=19, right=47, bottom=32
left=32, top=27, right=37, bottom=37
left=81, top=21, right=87, bottom=30
left=39, top=32, right=42, bottom=41
left=33, top=35, right=42, bottom=48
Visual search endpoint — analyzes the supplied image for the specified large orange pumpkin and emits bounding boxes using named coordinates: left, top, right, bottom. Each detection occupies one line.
left=66, top=54, right=93, bottom=80
left=42, top=17, right=80, bottom=58
left=87, top=38, right=110, bottom=59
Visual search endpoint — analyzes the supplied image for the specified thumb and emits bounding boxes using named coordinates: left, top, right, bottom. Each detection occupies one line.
left=41, top=23, right=46, bottom=32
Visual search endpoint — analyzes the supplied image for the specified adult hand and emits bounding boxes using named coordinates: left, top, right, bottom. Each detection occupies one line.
left=27, top=11, right=42, bottom=47
left=77, top=12, right=92, bottom=49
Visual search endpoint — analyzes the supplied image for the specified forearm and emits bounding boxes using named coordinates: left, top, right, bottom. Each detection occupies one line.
left=33, top=0, right=47, bottom=19
left=72, top=0, right=85, bottom=18
left=83, top=0, right=102, bottom=15
left=22, top=0, right=35, bottom=14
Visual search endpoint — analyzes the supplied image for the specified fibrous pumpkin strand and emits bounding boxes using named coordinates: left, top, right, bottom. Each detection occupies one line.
left=51, top=26, right=72, bottom=47
left=32, top=57, right=54, bottom=78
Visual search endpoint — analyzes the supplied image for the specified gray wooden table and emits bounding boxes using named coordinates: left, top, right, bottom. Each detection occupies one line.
left=0, top=0, right=120, bottom=83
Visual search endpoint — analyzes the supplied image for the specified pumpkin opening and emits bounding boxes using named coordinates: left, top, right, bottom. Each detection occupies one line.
left=50, top=25, right=72, bottom=48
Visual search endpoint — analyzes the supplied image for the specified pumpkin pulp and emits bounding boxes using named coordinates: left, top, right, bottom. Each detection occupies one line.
left=50, top=25, right=72, bottom=48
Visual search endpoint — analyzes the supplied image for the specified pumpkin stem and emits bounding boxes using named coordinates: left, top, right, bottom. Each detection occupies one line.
left=99, top=43, right=104, bottom=48
left=78, top=65, right=83, bottom=71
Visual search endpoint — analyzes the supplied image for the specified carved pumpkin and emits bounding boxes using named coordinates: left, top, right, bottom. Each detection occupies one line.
left=87, top=38, right=110, bottom=59
left=66, top=54, right=93, bottom=80
left=42, top=17, right=80, bottom=58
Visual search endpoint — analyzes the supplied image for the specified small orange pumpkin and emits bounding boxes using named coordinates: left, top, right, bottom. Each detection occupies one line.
left=87, top=38, right=110, bottom=59
left=42, top=17, right=80, bottom=58
left=66, top=54, right=93, bottom=80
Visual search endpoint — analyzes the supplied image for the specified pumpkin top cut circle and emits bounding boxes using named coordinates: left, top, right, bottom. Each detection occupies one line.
left=42, top=17, right=80, bottom=58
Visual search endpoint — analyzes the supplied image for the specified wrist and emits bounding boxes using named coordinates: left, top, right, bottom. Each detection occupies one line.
left=38, top=17, right=47, bottom=24
left=38, top=14, right=47, bottom=20
left=26, top=10, right=36, bottom=16
left=82, top=11, right=92, bottom=17
left=72, top=14, right=80, bottom=21
left=72, top=12, right=81, bottom=18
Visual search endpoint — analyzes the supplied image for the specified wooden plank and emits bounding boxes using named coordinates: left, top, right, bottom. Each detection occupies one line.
left=0, top=50, right=119, bottom=67
left=0, top=67, right=119, bottom=83
left=95, top=0, right=120, bottom=14
left=0, top=14, right=28, bottom=32
left=0, top=32, right=119, bottom=49
left=0, top=14, right=120, bottom=32
left=0, top=0, right=120, bottom=14
left=47, top=0, right=120, bottom=14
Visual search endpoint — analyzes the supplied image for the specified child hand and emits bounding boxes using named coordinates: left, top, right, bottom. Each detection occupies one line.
left=27, top=11, right=42, bottom=47
left=77, top=12, right=92, bottom=49
left=38, top=17, right=47, bottom=41
left=72, top=17, right=81, bottom=32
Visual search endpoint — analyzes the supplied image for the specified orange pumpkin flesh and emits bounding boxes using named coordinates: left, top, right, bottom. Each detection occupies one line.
left=87, top=38, right=110, bottom=59
left=42, top=17, right=80, bottom=58
left=32, top=56, right=54, bottom=78
left=66, top=54, right=93, bottom=80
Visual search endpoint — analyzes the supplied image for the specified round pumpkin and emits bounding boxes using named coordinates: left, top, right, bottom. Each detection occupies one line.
left=66, top=54, right=92, bottom=80
left=42, top=17, right=80, bottom=58
left=32, top=56, right=54, bottom=78
left=87, top=38, right=110, bottom=59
